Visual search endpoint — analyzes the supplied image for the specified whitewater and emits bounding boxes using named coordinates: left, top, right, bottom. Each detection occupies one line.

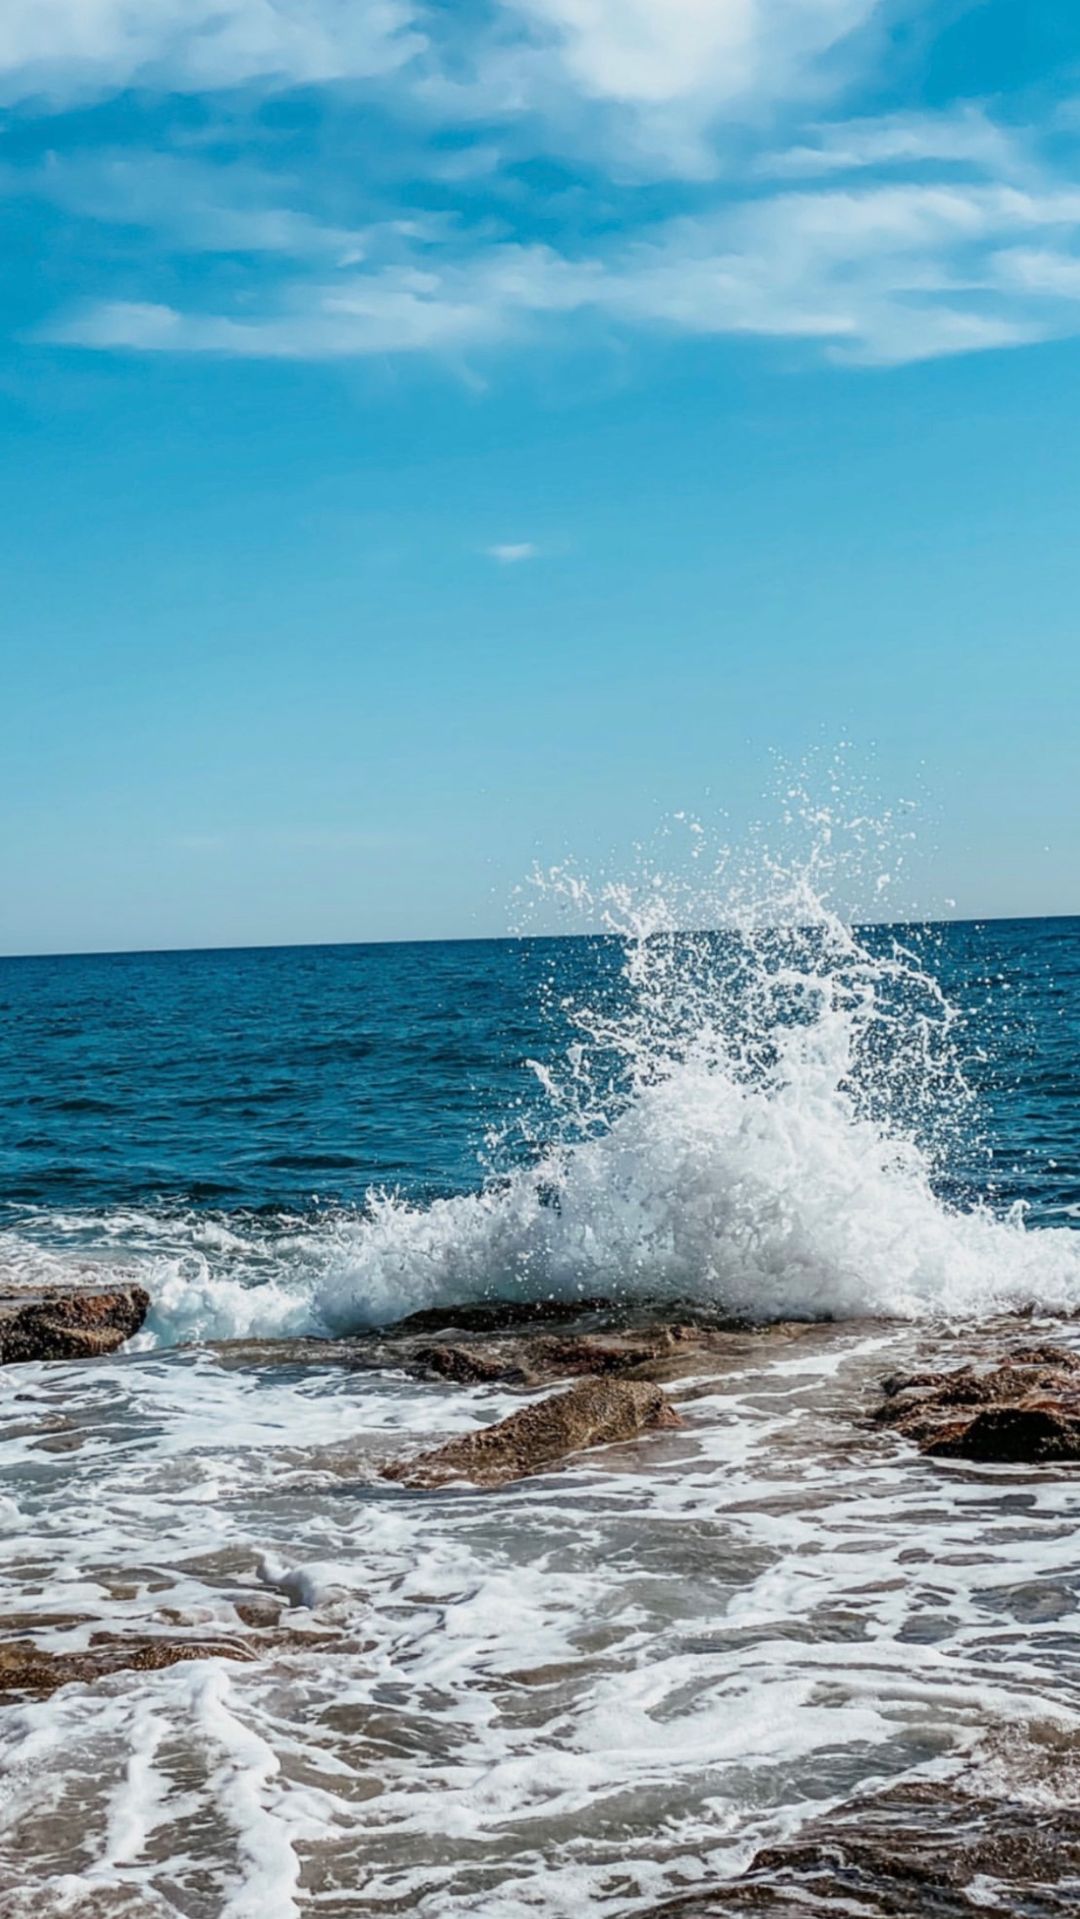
left=7, top=829, right=1080, bottom=1343
left=109, top=1043, right=1080, bottom=1344
left=2, top=824, right=1080, bottom=1916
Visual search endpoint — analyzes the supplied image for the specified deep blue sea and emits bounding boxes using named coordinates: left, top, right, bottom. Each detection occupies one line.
left=2, top=919, right=1080, bottom=1215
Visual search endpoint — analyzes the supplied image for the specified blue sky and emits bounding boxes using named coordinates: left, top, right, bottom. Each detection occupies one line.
left=2, top=0, right=1079, bottom=953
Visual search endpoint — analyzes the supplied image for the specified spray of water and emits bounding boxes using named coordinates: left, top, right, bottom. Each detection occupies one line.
left=111, top=774, right=1080, bottom=1340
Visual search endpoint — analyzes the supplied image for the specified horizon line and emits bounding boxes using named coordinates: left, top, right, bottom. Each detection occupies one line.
left=3, top=910, right=1079, bottom=964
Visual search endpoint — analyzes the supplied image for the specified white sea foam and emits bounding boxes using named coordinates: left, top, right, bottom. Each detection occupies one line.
left=138, top=807, right=1080, bottom=1341
left=5, top=795, right=1079, bottom=1344
left=6, top=1319, right=1079, bottom=1915
left=39, top=1096, right=1077, bottom=1347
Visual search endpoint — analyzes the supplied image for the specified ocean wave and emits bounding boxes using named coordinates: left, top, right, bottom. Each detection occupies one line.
left=7, top=985, right=1080, bottom=1349
left=7, top=805, right=1080, bottom=1347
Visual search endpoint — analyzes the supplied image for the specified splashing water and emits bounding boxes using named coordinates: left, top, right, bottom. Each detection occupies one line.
left=118, top=796, right=1080, bottom=1344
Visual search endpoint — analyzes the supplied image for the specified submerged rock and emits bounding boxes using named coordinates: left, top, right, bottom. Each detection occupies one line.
left=404, top=1325, right=708, bottom=1388
left=0, top=1633, right=253, bottom=1698
left=409, top=1342, right=531, bottom=1386
left=875, top=1345, right=1080, bottom=1463
left=213, top=1304, right=825, bottom=1391
left=206, top=1300, right=831, bottom=1389
left=0, top=1286, right=150, bottom=1364
left=384, top=1376, right=683, bottom=1488
left=639, top=1777, right=1080, bottom=1915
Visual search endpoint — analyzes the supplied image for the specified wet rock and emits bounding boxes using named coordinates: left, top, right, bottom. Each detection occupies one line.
left=404, top=1326, right=706, bottom=1389
left=925, top=1401, right=1080, bottom=1463
left=874, top=1345, right=1080, bottom=1462
left=0, top=1633, right=253, bottom=1698
left=640, top=1778, right=1080, bottom=1916
left=393, top=1296, right=617, bottom=1336
left=336, top=1311, right=825, bottom=1393
left=410, top=1343, right=531, bottom=1386
left=0, top=1286, right=150, bottom=1364
left=208, top=1304, right=828, bottom=1389
left=384, top=1376, right=683, bottom=1489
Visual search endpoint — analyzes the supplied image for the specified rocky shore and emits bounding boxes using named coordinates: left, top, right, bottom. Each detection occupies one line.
left=7, top=1283, right=1080, bottom=1475
left=873, top=1343, right=1080, bottom=1461
left=640, top=1773, right=1080, bottom=1916
left=0, top=1284, right=148, bottom=1363
left=4, top=1286, right=1080, bottom=1912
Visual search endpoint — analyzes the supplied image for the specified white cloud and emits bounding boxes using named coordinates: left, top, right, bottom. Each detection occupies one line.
left=509, top=0, right=878, bottom=108
left=48, top=242, right=596, bottom=358
left=50, top=283, right=496, bottom=359
left=14, top=1, right=1080, bottom=377
left=597, top=182, right=1080, bottom=364
left=992, top=246, right=1080, bottom=299
left=763, top=107, right=1027, bottom=180
left=0, top=0, right=890, bottom=143
left=487, top=0, right=888, bottom=173
left=49, top=176, right=1080, bottom=369
left=7, top=151, right=366, bottom=259
left=487, top=541, right=539, bottom=562
left=0, top=0, right=420, bottom=103
left=0, top=0, right=903, bottom=185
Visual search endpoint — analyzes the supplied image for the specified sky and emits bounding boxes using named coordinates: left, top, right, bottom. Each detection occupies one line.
left=2, top=0, right=1079, bottom=954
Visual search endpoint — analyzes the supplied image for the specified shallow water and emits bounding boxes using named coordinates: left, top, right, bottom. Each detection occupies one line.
left=1, top=919, right=1079, bottom=1913
left=3, top=1316, right=1080, bottom=1916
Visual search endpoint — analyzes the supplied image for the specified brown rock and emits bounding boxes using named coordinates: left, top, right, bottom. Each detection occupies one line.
left=384, top=1376, right=683, bottom=1489
left=924, top=1399, right=1080, bottom=1463
left=207, top=1305, right=826, bottom=1389
left=530, top=1331, right=690, bottom=1376
left=0, top=1287, right=150, bottom=1364
left=639, top=1778, right=1080, bottom=1916
left=406, top=1328, right=699, bottom=1389
left=357, top=1314, right=820, bottom=1394
left=410, top=1344, right=530, bottom=1386
left=0, top=1633, right=253, bottom=1698
left=874, top=1346, right=1080, bottom=1463
left=394, top=1296, right=617, bottom=1336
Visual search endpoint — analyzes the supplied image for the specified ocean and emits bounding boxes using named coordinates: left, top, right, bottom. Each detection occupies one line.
left=1, top=909, right=1080, bottom=1915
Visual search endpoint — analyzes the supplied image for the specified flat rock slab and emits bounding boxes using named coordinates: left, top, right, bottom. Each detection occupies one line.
left=0, top=1286, right=150, bottom=1364
left=874, top=1343, right=1080, bottom=1463
left=384, top=1376, right=682, bottom=1488
left=0, top=1634, right=253, bottom=1698
left=641, top=1779, right=1080, bottom=1916
left=208, top=1305, right=830, bottom=1390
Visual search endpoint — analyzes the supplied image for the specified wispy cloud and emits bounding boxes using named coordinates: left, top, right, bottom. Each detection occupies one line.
left=47, top=177, right=1080, bottom=369
left=0, top=0, right=420, bottom=103
left=0, top=0, right=886, bottom=141
left=13, top=0, right=1080, bottom=373
left=761, top=108, right=1030, bottom=182
left=487, top=542, right=540, bottom=563
left=3, top=151, right=367, bottom=259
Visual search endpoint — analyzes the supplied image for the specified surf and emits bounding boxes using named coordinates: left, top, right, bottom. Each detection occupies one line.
left=131, top=806, right=1080, bottom=1345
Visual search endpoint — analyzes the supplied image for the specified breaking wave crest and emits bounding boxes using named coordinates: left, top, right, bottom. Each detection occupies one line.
left=292, top=834, right=1079, bottom=1334
left=9, top=796, right=1080, bottom=1344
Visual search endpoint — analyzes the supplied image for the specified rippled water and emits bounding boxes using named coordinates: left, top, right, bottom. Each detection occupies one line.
left=1, top=917, right=1079, bottom=1914
left=4, top=1317, right=1080, bottom=1917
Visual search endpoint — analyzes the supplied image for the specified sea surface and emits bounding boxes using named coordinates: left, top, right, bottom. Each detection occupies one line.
left=1, top=915, right=1080, bottom=1915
